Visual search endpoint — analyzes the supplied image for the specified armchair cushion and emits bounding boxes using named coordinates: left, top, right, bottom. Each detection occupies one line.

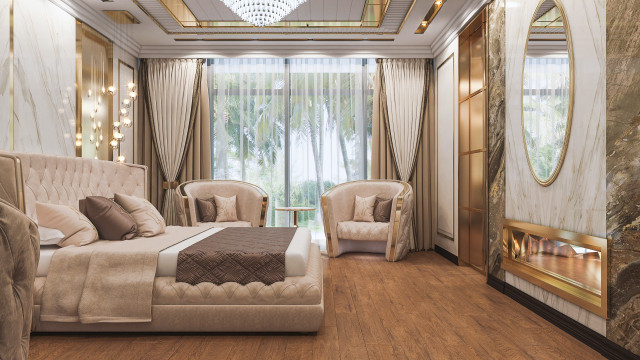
left=195, top=198, right=217, bottom=222
left=213, top=195, right=238, bottom=222
left=337, top=221, right=390, bottom=242
left=353, top=195, right=376, bottom=222
left=373, top=198, right=392, bottom=222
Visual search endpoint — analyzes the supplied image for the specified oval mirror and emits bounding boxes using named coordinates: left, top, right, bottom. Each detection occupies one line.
left=522, top=0, right=573, bottom=186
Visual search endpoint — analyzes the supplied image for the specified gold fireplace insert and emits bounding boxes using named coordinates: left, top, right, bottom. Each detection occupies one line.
left=502, top=219, right=607, bottom=318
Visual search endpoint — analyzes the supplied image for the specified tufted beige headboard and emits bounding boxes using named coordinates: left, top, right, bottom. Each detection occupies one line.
left=0, top=152, right=148, bottom=221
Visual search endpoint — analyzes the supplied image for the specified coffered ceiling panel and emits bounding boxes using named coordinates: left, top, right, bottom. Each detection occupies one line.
left=133, top=0, right=415, bottom=34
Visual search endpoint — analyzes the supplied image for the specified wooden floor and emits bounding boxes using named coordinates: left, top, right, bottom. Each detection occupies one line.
left=29, top=251, right=604, bottom=360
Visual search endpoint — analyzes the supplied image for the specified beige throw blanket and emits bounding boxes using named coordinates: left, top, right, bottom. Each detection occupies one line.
left=40, top=225, right=214, bottom=324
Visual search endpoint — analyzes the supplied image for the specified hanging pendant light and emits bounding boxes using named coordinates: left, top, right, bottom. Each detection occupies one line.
left=222, top=0, right=307, bottom=27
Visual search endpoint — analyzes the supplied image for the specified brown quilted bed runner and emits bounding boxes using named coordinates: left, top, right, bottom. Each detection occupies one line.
left=176, top=227, right=297, bottom=285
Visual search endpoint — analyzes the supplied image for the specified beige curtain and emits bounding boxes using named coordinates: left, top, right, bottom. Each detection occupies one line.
left=372, top=59, right=434, bottom=251
left=136, top=59, right=211, bottom=224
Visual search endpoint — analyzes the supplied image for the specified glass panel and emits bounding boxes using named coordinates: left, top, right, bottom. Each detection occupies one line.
left=469, top=93, right=484, bottom=151
left=459, top=100, right=470, bottom=153
left=523, top=0, right=572, bottom=184
left=511, top=231, right=601, bottom=293
left=470, top=152, right=484, bottom=210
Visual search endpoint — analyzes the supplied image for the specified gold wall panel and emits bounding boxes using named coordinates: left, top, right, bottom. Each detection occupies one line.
left=459, top=209, right=470, bottom=264
left=469, top=210, right=484, bottom=269
left=469, top=92, right=485, bottom=151
left=470, top=152, right=484, bottom=210
left=459, top=38, right=470, bottom=99
left=459, top=99, right=470, bottom=153
left=469, top=26, right=484, bottom=94
left=459, top=155, right=470, bottom=208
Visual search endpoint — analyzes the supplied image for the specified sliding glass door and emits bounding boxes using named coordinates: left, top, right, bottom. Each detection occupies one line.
left=209, top=58, right=375, bottom=249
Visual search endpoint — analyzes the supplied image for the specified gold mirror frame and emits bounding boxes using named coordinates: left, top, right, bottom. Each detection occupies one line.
left=521, top=0, right=574, bottom=186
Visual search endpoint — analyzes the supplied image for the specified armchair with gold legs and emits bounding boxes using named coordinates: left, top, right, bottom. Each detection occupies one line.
left=321, top=180, right=413, bottom=262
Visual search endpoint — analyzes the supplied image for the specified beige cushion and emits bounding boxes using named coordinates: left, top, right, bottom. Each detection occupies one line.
left=214, top=195, right=238, bottom=222
left=36, top=202, right=98, bottom=247
left=353, top=195, right=376, bottom=222
left=337, top=221, right=390, bottom=242
left=114, top=193, right=166, bottom=237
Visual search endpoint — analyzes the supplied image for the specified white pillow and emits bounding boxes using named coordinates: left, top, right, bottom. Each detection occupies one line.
left=36, top=202, right=99, bottom=247
left=353, top=195, right=377, bottom=222
left=38, top=225, right=65, bottom=246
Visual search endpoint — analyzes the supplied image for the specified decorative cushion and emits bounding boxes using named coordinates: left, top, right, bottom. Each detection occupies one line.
left=35, top=202, right=98, bottom=247
left=353, top=195, right=376, bottom=222
left=196, top=198, right=217, bottom=222
left=82, top=196, right=138, bottom=240
left=337, top=221, right=390, bottom=242
left=373, top=198, right=392, bottom=223
left=214, top=195, right=238, bottom=222
left=114, top=193, right=166, bottom=237
left=37, top=225, right=65, bottom=246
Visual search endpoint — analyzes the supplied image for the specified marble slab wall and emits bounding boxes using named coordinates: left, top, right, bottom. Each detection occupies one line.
left=13, top=0, right=76, bottom=156
left=487, top=0, right=505, bottom=281
left=0, top=0, right=10, bottom=150
left=504, top=0, right=606, bottom=334
left=605, top=0, right=640, bottom=354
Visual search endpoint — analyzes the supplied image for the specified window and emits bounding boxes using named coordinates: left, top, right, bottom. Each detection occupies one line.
left=209, top=58, right=375, bottom=249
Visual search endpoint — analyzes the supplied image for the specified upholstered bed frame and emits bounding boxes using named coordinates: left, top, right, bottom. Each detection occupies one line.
left=0, top=151, right=324, bottom=333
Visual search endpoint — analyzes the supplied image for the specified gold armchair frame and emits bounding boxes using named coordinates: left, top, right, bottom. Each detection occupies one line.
left=321, top=180, right=412, bottom=261
left=177, top=179, right=269, bottom=227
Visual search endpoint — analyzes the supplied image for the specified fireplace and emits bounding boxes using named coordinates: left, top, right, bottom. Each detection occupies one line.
left=502, top=219, right=607, bottom=318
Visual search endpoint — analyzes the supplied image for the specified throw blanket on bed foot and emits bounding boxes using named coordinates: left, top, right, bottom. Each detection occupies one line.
left=176, top=227, right=297, bottom=285
left=40, top=225, right=215, bottom=324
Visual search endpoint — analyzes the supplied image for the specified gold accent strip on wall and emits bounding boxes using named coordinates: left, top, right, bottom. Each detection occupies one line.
left=415, top=0, right=447, bottom=34
left=75, top=21, right=83, bottom=157
left=9, top=0, right=14, bottom=150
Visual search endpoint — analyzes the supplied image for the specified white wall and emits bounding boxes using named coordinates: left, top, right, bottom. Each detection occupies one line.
left=432, top=37, right=459, bottom=256
left=504, top=0, right=606, bottom=334
left=0, top=0, right=9, bottom=150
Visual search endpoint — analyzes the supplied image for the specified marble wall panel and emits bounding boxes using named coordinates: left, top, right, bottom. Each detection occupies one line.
left=13, top=0, right=76, bottom=156
left=0, top=0, right=10, bottom=150
left=605, top=0, right=640, bottom=354
left=504, top=0, right=606, bottom=334
left=487, top=0, right=505, bottom=280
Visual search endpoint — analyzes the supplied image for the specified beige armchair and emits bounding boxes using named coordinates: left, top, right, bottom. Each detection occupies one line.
left=321, top=180, right=414, bottom=262
left=176, top=180, right=268, bottom=227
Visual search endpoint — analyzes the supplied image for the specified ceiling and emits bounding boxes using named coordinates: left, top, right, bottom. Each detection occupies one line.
left=57, top=0, right=489, bottom=58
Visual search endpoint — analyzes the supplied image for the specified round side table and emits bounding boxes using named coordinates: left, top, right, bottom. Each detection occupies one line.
left=275, top=207, right=316, bottom=227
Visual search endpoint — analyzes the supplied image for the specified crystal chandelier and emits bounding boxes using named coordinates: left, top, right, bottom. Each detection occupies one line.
left=222, top=0, right=307, bottom=27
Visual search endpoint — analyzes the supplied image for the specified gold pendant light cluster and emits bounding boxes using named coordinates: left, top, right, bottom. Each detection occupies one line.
left=110, top=80, right=137, bottom=163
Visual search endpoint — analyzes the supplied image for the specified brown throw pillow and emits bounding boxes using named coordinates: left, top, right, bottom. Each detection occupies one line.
left=82, top=196, right=138, bottom=240
left=196, top=198, right=217, bottom=222
left=373, top=198, right=392, bottom=223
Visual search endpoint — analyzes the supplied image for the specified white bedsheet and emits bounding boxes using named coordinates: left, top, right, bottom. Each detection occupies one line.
left=37, top=227, right=311, bottom=278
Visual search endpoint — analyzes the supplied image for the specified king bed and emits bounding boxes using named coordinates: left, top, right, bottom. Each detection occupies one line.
left=0, top=151, right=324, bottom=333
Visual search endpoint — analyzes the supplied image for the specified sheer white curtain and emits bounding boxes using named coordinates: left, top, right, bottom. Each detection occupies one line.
left=523, top=55, right=570, bottom=179
left=288, top=58, right=374, bottom=246
left=209, top=58, right=374, bottom=249
left=209, top=59, right=286, bottom=226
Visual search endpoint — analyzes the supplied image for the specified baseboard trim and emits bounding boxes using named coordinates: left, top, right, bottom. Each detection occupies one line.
left=434, top=245, right=458, bottom=265
left=487, top=274, right=638, bottom=360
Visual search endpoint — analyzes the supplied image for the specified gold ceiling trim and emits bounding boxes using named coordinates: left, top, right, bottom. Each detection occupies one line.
left=157, top=0, right=389, bottom=28
left=132, top=0, right=416, bottom=35
left=173, top=37, right=395, bottom=42
left=415, top=0, right=446, bottom=34
left=104, top=10, right=141, bottom=24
